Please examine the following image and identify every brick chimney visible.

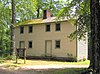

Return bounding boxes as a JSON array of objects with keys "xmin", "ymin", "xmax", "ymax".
[{"xmin": 43, "ymin": 10, "xmax": 51, "ymax": 19}]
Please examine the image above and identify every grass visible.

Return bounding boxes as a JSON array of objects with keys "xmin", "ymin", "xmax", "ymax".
[
  {"xmin": 0, "ymin": 59, "xmax": 89, "ymax": 74},
  {"xmin": 39, "ymin": 68, "xmax": 87, "ymax": 74},
  {"xmin": 0, "ymin": 59, "xmax": 90, "ymax": 69},
  {"xmin": 17, "ymin": 68, "xmax": 87, "ymax": 74},
  {"xmin": 1, "ymin": 59, "xmax": 90, "ymax": 65}
]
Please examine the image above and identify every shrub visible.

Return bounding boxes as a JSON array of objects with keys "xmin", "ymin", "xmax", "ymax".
[
  {"xmin": 0, "ymin": 49, "xmax": 16, "ymax": 60},
  {"xmin": 83, "ymin": 57, "xmax": 86, "ymax": 61}
]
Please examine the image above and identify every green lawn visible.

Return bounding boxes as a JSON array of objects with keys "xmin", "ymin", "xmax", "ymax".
[
  {"xmin": 0, "ymin": 59, "xmax": 90, "ymax": 65},
  {"xmin": 0, "ymin": 59, "xmax": 89, "ymax": 74},
  {"xmin": 0, "ymin": 59, "xmax": 89, "ymax": 69}
]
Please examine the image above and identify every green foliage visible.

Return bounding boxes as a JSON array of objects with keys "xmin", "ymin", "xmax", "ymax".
[
  {"xmin": 16, "ymin": 0, "xmax": 37, "ymax": 21},
  {"xmin": 0, "ymin": 49, "xmax": 13, "ymax": 60},
  {"xmin": 68, "ymin": 14, "xmax": 90, "ymax": 40},
  {"xmin": 0, "ymin": 0, "xmax": 11, "ymax": 52},
  {"xmin": 0, "ymin": 53, "xmax": 16, "ymax": 61},
  {"xmin": 57, "ymin": 0, "xmax": 90, "ymax": 40}
]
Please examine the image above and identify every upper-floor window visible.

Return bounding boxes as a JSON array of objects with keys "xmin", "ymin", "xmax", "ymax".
[
  {"xmin": 29, "ymin": 25, "xmax": 33, "ymax": 33},
  {"xmin": 55, "ymin": 40, "xmax": 60, "ymax": 48},
  {"xmin": 28, "ymin": 41, "xmax": 32, "ymax": 48},
  {"xmin": 56, "ymin": 23, "xmax": 60, "ymax": 31},
  {"xmin": 20, "ymin": 26, "xmax": 24, "ymax": 34},
  {"xmin": 46, "ymin": 24, "xmax": 50, "ymax": 32}
]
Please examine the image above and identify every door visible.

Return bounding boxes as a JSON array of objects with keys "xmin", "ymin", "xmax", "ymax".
[
  {"xmin": 19, "ymin": 41, "xmax": 25, "ymax": 48},
  {"xmin": 45, "ymin": 40, "xmax": 52, "ymax": 57}
]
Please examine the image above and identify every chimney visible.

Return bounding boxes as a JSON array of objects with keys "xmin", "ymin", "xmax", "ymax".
[{"xmin": 43, "ymin": 10, "xmax": 51, "ymax": 19}]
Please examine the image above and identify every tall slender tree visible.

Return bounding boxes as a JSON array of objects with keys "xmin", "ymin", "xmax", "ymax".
[{"xmin": 11, "ymin": 0, "xmax": 16, "ymax": 55}]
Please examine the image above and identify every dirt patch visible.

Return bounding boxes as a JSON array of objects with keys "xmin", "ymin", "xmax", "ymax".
[
  {"xmin": 0, "ymin": 68, "xmax": 57, "ymax": 74},
  {"xmin": 0, "ymin": 68, "xmax": 15, "ymax": 74},
  {"xmin": 0, "ymin": 68, "xmax": 37, "ymax": 74}
]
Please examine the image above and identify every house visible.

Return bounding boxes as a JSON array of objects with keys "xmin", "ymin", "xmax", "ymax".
[{"xmin": 14, "ymin": 10, "xmax": 88, "ymax": 61}]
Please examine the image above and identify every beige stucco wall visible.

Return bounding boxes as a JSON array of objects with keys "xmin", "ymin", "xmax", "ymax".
[{"xmin": 15, "ymin": 21, "xmax": 77, "ymax": 58}]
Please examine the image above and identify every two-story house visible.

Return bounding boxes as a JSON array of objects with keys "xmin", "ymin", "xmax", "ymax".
[{"xmin": 14, "ymin": 10, "xmax": 88, "ymax": 61}]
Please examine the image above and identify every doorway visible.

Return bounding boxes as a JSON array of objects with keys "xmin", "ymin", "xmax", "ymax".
[{"xmin": 45, "ymin": 40, "xmax": 52, "ymax": 57}]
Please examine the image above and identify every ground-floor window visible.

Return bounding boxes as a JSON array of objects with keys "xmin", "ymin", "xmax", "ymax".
[
  {"xmin": 55, "ymin": 40, "xmax": 60, "ymax": 48},
  {"xmin": 28, "ymin": 41, "xmax": 32, "ymax": 48},
  {"xmin": 19, "ymin": 41, "xmax": 25, "ymax": 48}
]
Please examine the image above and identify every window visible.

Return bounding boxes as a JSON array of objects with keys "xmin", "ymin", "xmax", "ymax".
[
  {"xmin": 19, "ymin": 41, "xmax": 25, "ymax": 48},
  {"xmin": 46, "ymin": 24, "xmax": 50, "ymax": 32},
  {"xmin": 20, "ymin": 26, "xmax": 24, "ymax": 34},
  {"xmin": 28, "ymin": 41, "xmax": 32, "ymax": 48},
  {"xmin": 55, "ymin": 40, "xmax": 60, "ymax": 48},
  {"xmin": 29, "ymin": 25, "xmax": 33, "ymax": 33},
  {"xmin": 56, "ymin": 23, "xmax": 60, "ymax": 31}
]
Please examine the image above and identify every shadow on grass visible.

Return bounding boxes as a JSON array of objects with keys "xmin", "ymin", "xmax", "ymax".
[
  {"xmin": 52, "ymin": 68, "xmax": 86, "ymax": 74},
  {"xmin": 22, "ymin": 68, "xmax": 86, "ymax": 74}
]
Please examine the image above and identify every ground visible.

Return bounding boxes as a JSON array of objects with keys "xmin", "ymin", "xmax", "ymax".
[
  {"xmin": 0, "ymin": 59, "xmax": 89, "ymax": 74},
  {"xmin": 0, "ymin": 67, "xmax": 87, "ymax": 74}
]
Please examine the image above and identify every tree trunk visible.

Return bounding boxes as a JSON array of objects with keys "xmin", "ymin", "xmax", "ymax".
[
  {"xmin": 11, "ymin": 0, "xmax": 16, "ymax": 56},
  {"xmin": 90, "ymin": 0, "xmax": 100, "ymax": 73},
  {"xmin": 0, "ymin": 32, "xmax": 3, "ymax": 56},
  {"xmin": 89, "ymin": 0, "xmax": 95, "ymax": 70},
  {"xmin": 37, "ymin": 8, "xmax": 39, "ymax": 18}
]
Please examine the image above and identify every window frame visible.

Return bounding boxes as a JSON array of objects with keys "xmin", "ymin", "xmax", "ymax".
[
  {"xmin": 20, "ymin": 26, "xmax": 24, "ymax": 34},
  {"xmin": 55, "ymin": 22, "xmax": 61, "ymax": 31},
  {"xmin": 28, "ymin": 41, "xmax": 32, "ymax": 48},
  {"xmin": 19, "ymin": 41, "xmax": 25, "ymax": 48},
  {"xmin": 55, "ymin": 40, "xmax": 60, "ymax": 48},
  {"xmin": 28, "ymin": 25, "xmax": 33, "ymax": 33},
  {"xmin": 46, "ymin": 23, "xmax": 50, "ymax": 32}
]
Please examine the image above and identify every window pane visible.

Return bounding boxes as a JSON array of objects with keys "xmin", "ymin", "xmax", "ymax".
[
  {"xmin": 29, "ymin": 41, "xmax": 32, "ymax": 48},
  {"xmin": 20, "ymin": 26, "xmax": 24, "ymax": 34},
  {"xmin": 56, "ymin": 23, "xmax": 60, "ymax": 31},
  {"xmin": 46, "ymin": 24, "xmax": 50, "ymax": 32},
  {"xmin": 29, "ymin": 26, "xmax": 33, "ymax": 33},
  {"xmin": 55, "ymin": 40, "xmax": 60, "ymax": 48}
]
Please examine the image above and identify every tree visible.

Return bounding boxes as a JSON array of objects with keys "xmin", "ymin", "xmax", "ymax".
[
  {"xmin": 57, "ymin": 0, "xmax": 90, "ymax": 40},
  {"xmin": 0, "ymin": 0, "xmax": 11, "ymax": 52},
  {"xmin": 11, "ymin": 0, "xmax": 16, "ymax": 55},
  {"xmin": 90, "ymin": 0, "xmax": 100, "ymax": 73},
  {"xmin": 57, "ymin": 0, "xmax": 100, "ymax": 74}
]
